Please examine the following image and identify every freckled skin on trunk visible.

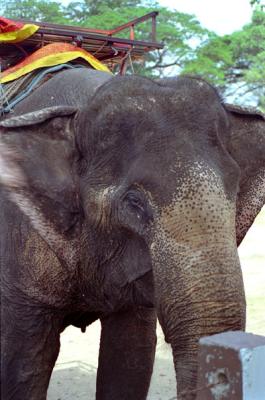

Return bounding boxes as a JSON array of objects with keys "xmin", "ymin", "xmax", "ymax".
[{"xmin": 152, "ymin": 164, "xmax": 246, "ymax": 399}]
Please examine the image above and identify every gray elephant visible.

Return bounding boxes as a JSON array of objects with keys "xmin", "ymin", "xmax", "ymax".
[
  {"xmin": 0, "ymin": 69, "xmax": 157, "ymax": 400},
  {"xmin": 1, "ymin": 70, "xmax": 264, "ymax": 400}
]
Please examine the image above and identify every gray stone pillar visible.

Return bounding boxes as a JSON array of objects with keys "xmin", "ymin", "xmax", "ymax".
[{"xmin": 196, "ymin": 331, "xmax": 265, "ymax": 399}]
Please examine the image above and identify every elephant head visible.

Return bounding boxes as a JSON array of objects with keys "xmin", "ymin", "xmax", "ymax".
[
  {"xmin": 0, "ymin": 75, "xmax": 251, "ymax": 399},
  {"xmin": 70, "ymin": 75, "xmax": 246, "ymax": 398},
  {"xmin": 0, "ymin": 104, "xmax": 154, "ymax": 315}
]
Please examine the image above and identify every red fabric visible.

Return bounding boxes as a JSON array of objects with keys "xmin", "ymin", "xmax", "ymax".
[{"xmin": 0, "ymin": 16, "xmax": 24, "ymax": 33}]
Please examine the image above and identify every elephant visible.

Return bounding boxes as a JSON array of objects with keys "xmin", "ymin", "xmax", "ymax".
[
  {"xmin": 1, "ymin": 69, "xmax": 264, "ymax": 399},
  {"xmin": 0, "ymin": 69, "xmax": 157, "ymax": 400}
]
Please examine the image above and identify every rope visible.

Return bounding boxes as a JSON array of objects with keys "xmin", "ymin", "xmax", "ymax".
[
  {"xmin": 119, "ymin": 48, "xmax": 135, "ymax": 74},
  {"xmin": 128, "ymin": 51, "xmax": 135, "ymax": 74},
  {"xmin": 93, "ymin": 40, "xmax": 108, "ymax": 57},
  {"xmin": 0, "ymin": 62, "xmax": 13, "ymax": 115},
  {"xmin": 2, "ymin": 74, "xmax": 30, "ymax": 102}
]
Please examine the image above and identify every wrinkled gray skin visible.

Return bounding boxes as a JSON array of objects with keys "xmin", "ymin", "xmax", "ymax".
[
  {"xmin": 1, "ymin": 70, "xmax": 264, "ymax": 399},
  {"xmin": 225, "ymin": 103, "xmax": 265, "ymax": 246},
  {"xmin": 155, "ymin": 77, "xmax": 265, "ymax": 397},
  {"xmin": 0, "ymin": 69, "xmax": 156, "ymax": 400},
  {"xmin": 159, "ymin": 77, "xmax": 265, "ymax": 246}
]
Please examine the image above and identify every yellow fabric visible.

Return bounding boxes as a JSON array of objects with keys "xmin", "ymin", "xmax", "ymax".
[
  {"xmin": 0, "ymin": 23, "xmax": 39, "ymax": 43},
  {"xmin": 1, "ymin": 50, "xmax": 111, "ymax": 83}
]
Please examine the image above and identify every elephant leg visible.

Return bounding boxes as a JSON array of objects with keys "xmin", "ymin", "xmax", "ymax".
[
  {"xmin": 1, "ymin": 298, "xmax": 60, "ymax": 400},
  {"xmin": 96, "ymin": 307, "xmax": 157, "ymax": 400}
]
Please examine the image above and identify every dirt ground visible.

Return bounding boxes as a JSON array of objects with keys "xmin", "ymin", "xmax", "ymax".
[{"xmin": 48, "ymin": 208, "xmax": 265, "ymax": 400}]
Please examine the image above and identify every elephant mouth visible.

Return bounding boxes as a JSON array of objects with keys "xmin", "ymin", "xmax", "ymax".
[
  {"xmin": 103, "ymin": 271, "xmax": 155, "ymax": 313},
  {"xmin": 132, "ymin": 272, "xmax": 155, "ymax": 308}
]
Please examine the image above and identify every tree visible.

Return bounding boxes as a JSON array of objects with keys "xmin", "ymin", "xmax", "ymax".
[
  {"xmin": 65, "ymin": 0, "xmax": 142, "ymax": 21},
  {"xmin": 63, "ymin": 0, "xmax": 211, "ymax": 77},
  {"xmin": 81, "ymin": 7, "xmax": 210, "ymax": 77},
  {"xmin": 0, "ymin": 0, "xmax": 69, "ymax": 24},
  {"xmin": 181, "ymin": 10, "xmax": 265, "ymax": 109},
  {"xmin": 1, "ymin": 0, "xmax": 212, "ymax": 78},
  {"xmin": 250, "ymin": 0, "xmax": 264, "ymax": 9}
]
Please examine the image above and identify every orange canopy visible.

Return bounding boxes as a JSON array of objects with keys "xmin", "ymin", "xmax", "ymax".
[{"xmin": 1, "ymin": 42, "xmax": 111, "ymax": 83}]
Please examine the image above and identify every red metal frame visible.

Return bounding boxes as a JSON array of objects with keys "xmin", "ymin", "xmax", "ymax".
[
  {"xmin": 10, "ymin": 12, "xmax": 163, "ymax": 74},
  {"xmin": 23, "ymin": 12, "xmax": 159, "ymax": 42}
]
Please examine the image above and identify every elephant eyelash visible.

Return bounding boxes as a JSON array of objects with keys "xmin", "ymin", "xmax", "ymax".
[
  {"xmin": 129, "ymin": 197, "xmax": 145, "ymax": 212},
  {"xmin": 124, "ymin": 191, "xmax": 145, "ymax": 212},
  {"xmin": 125, "ymin": 192, "xmax": 139, "ymax": 201}
]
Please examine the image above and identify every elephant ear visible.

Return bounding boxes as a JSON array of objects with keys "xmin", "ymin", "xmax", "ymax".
[
  {"xmin": 225, "ymin": 104, "xmax": 265, "ymax": 245},
  {"xmin": 0, "ymin": 106, "xmax": 80, "ymax": 240}
]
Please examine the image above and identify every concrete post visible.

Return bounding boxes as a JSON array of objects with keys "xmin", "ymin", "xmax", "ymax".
[{"xmin": 196, "ymin": 331, "xmax": 265, "ymax": 400}]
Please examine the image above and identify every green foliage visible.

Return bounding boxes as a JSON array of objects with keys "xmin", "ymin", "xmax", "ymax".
[
  {"xmin": 250, "ymin": 0, "xmax": 265, "ymax": 10},
  {"xmin": 72, "ymin": 4, "xmax": 210, "ymax": 77},
  {"xmin": 182, "ymin": 35, "xmax": 232, "ymax": 86},
  {"xmin": 65, "ymin": 0, "xmax": 145, "ymax": 20},
  {"xmin": 1, "ymin": 0, "xmax": 212, "ymax": 78},
  {"xmin": 1, "ymin": 0, "xmax": 69, "ymax": 23},
  {"xmin": 181, "ymin": 10, "xmax": 265, "ymax": 109}
]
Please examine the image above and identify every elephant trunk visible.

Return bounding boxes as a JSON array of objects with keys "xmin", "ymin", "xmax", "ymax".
[
  {"xmin": 154, "ymin": 239, "xmax": 245, "ymax": 398},
  {"xmin": 173, "ymin": 255, "xmax": 244, "ymax": 396},
  {"xmin": 151, "ymin": 166, "xmax": 246, "ymax": 399}
]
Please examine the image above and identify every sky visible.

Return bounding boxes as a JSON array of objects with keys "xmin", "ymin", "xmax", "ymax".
[{"xmin": 158, "ymin": 0, "xmax": 253, "ymax": 35}]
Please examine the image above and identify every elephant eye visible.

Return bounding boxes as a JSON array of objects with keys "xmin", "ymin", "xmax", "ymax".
[
  {"xmin": 119, "ymin": 188, "xmax": 154, "ymax": 233},
  {"xmin": 125, "ymin": 191, "xmax": 145, "ymax": 212}
]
